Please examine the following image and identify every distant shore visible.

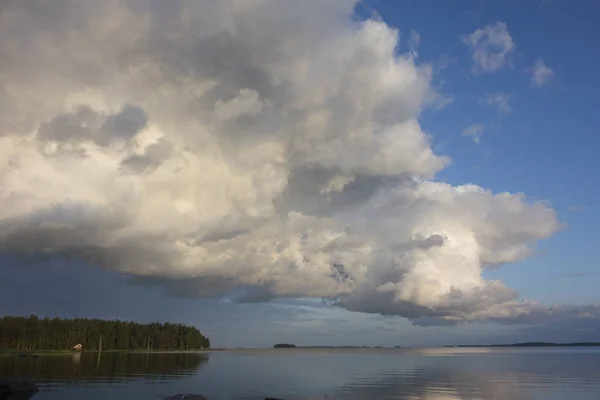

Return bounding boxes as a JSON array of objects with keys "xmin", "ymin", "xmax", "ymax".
[
  {"xmin": 273, "ymin": 343, "xmax": 401, "ymax": 349},
  {"xmin": 4, "ymin": 342, "xmax": 600, "ymax": 356},
  {"xmin": 266, "ymin": 342, "xmax": 600, "ymax": 349},
  {"xmin": 444, "ymin": 342, "xmax": 600, "ymax": 348}
]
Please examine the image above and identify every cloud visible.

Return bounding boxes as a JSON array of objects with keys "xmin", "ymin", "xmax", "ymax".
[
  {"xmin": 37, "ymin": 103, "xmax": 149, "ymax": 148},
  {"xmin": 462, "ymin": 124, "xmax": 484, "ymax": 144},
  {"xmin": 563, "ymin": 273, "xmax": 585, "ymax": 278},
  {"xmin": 462, "ymin": 22, "xmax": 515, "ymax": 74},
  {"xmin": 0, "ymin": 0, "xmax": 586, "ymax": 327},
  {"xmin": 458, "ymin": 300, "xmax": 600, "ymax": 325},
  {"xmin": 562, "ymin": 271, "xmax": 598, "ymax": 278},
  {"xmin": 432, "ymin": 94, "xmax": 455, "ymax": 111},
  {"xmin": 408, "ymin": 29, "xmax": 420, "ymax": 53},
  {"xmin": 434, "ymin": 54, "xmax": 457, "ymax": 73},
  {"xmin": 531, "ymin": 57, "xmax": 555, "ymax": 86},
  {"xmin": 480, "ymin": 93, "xmax": 512, "ymax": 114}
]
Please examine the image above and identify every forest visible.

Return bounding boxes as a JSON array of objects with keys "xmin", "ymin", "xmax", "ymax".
[{"xmin": 0, "ymin": 315, "xmax": 210, "ymax": 351}]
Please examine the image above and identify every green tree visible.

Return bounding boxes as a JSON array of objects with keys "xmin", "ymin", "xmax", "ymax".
[{"xmin": 0, "ymin": 316, "xmax": 210, "ymax": 351}]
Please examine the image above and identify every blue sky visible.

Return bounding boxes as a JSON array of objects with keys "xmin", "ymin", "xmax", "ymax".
[
  {"xmin": 1, "ymin": 0, "xmax": 599, "ymax": 348},
  {"xmin": 374, "ymin": 0, "xmax": 600, "ymax": 306}
]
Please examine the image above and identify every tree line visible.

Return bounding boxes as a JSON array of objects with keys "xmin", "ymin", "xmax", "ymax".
[{"xmin": 0, "ymin": 315, "xmax": 210, "ymax": 351}]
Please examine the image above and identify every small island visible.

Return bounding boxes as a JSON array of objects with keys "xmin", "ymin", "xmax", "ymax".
[
  {"xmin": 0, "ymin": 315, "xmax": 210, "ymax": 352},
  {"xmin": 273, "ymin": 343, "xmax": 297, "ymax": 348}
]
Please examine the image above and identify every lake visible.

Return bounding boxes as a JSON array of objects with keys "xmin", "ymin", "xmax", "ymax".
[{"xmin": 1, "ymin": 347, "xmax": 600, "ymax": 399}]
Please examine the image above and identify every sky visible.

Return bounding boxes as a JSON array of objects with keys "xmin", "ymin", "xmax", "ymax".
[{"xmin": 0, "ymin": 0, "xmax": 599, "ymax": 348}]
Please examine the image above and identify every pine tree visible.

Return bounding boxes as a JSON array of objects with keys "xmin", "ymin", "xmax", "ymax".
[{"xmin": 0, "ymin": 316, "xmax": 210, "ymax": 351}]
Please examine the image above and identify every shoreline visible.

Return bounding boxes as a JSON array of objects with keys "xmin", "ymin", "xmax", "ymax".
[
  {"xmin": 3, "ymin": 343, "xmax": 600, "ymax": 356},
  {"xmin": 0, "ymin": 349, "xmax": 213, "ymax": 356}
]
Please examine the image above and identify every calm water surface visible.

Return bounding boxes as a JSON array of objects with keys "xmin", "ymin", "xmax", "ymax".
[{"xmin": 1, "ymin": 347, "xmax": 600, "ymax": 399}]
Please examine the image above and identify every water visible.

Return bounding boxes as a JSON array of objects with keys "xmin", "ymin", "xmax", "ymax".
[{"xmin": 2, "ymin": 347, "xmax": 600, "ymax": 399}]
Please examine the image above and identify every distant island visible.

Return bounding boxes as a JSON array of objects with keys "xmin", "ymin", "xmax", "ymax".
[
  {"xmin": 273, "ymin": 344, "xmax": 402, "ymax": 349},
  {"xmin": 0, "ymin": 315, "xmax": 210, "ymax": 351},
  {"xmin": 273, "ymin": 343, "xmax": 296, "ymax": 348}
]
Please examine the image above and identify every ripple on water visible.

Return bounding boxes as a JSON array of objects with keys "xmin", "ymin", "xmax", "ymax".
[{"xmin": 2, "ymin": 349, "xmax": 600, "ymax": 399}]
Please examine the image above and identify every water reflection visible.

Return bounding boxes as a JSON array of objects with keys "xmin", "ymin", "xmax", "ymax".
[
  {"xmin": 331, "ymin": 366, "xmax": 531, "ymax": 400},
  {"xmin": 1, "ymin": 348, "xmax": 600, "ymax": 399},
  {"xmin": 210, "ymin": 348, "xmax": 600, "ymax": 400},
  {"xmin": 0, "ymin": 352, "xmax": 208, "ymax": 384},
  {"xmin": 70, "ymin": 353, "xmax": 81, "ymax": 365},
  {"xmin": 319, "ymin": 349, "xmax": 599, "ymax": 400}
]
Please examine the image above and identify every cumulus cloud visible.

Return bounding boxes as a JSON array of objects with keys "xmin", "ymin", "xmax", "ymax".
[
  {"xmin": 462, "ymin": 124, "xmax": 484, "ymax": 144},
  {"xmin": 531, "ymin": 57, "xmax": 555, "ymax": 86},
  {"xmin": 462, "ymin": 22, "xmax": 515, "ymax": 74},
  {"xmin": 480, "ymin": 93, "xmax": 512, "ymax": 114},
  {"xmin": 0, "ymin": 0, "xmax": 591, "ymax": 326}
]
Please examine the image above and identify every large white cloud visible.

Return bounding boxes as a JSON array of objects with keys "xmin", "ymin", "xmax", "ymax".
[{"xmin": 0, "ymin": 0, "xmax": 588, "ymax": 325}]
